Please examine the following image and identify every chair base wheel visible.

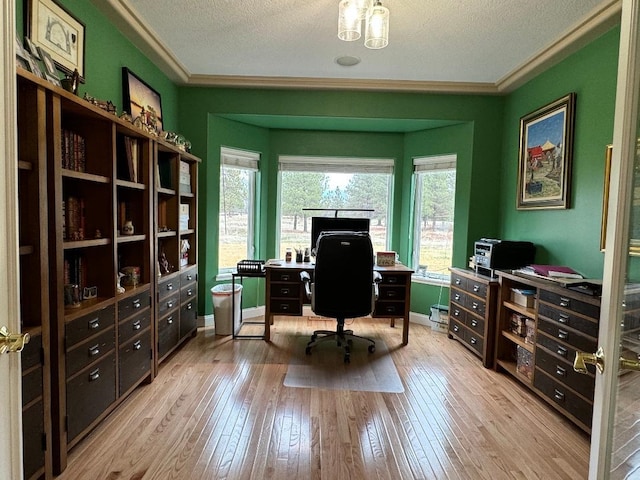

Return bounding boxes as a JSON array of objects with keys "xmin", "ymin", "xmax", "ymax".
[{"xmin": 368, "ymin": 344, "xmax": 375, "ymax": 354}]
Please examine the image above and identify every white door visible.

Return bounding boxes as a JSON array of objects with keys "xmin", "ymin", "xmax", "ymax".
[
  {"xmin": 0, "ymin": 0, "xmax": 26, "ymax": 479},
  {"xmin": 589, "ymin": 0, "xmax": 640, "ymax": 477}
]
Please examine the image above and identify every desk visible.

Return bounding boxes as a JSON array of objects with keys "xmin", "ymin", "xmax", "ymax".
[{"xmin": 264, "ymin": 260, "xmax": 413, "ymax": 344}]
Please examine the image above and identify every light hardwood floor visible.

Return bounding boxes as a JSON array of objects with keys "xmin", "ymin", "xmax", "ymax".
[{"xmin": 57, "ymin": 317, "xmax": 590, "ymax": 479}]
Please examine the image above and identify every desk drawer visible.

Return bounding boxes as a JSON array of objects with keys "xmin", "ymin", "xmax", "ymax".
[
  {"xmin": 270, "ymin": 299, "xmax": 302, "ymax": 315},
  {"xmin": 270, "ymin": 270, "xmax": 302, "ymax": 282},
  {"xmin": 373, "ymin": 301, "xmax": 405, "ymax": 317},
  {"xmin": 379, "ymin": 273, "xmax": 406, "ymax": 285},
  {"xmin": 379, "ymin": 286, "xmax": 405, "ymax": 301},
  {"xmin": 535, "ymin": 346, "xmax": 595, "ymax": 399},
  {"xmin": 538, "ymin": 302, "xmax": 598, "ymax": 338},
  {"xmin": 537, "ymin": 317, "xmax": 597, "ymax": 353},
  {"xmin": 538, "ymin": 289, "xmax": 600, "ymax": 319},
  {"xmin": 271, "ymin": 283, "xmax": 300, "ymax": 299}
]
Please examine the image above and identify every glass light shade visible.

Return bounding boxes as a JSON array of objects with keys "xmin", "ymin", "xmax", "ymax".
[
  {"xmin": 338, "ymin": 0, "xmax": 361, "ymax": 41},
  {"xmin": 364, "ymin": 1, "xmax": 389, "ymax": 49},
  {"xmin": 354, "ymin": 0, "xmax": 373, "ymax": 20}
]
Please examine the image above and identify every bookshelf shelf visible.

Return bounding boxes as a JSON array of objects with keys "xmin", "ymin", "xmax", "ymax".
[{"xmin": 62, "ymin": 169, "xmax": 110, "ymax": 184}]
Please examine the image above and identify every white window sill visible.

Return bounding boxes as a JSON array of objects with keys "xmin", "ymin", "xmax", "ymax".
[
  {"xmin": 216, "ymin": 272, "xmax": 233, "ymax": 281},
  {"xmin": 411, "ymin": 274, "xmax": 450, "ymax": 287}
]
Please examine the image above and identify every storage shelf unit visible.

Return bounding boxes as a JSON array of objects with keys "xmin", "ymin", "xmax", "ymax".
[
  {"xmin": 495, "ymin": 270, "xmax": 600, "ymax": 433},
  {"xmin": 16, "ymin": 69, "xmax": 200, "ymax": 477}
]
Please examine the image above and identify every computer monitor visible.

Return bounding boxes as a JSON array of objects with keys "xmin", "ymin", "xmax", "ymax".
[{"xmin": 310, "ymin": 216, "xmax": 370, "ymax": 255}]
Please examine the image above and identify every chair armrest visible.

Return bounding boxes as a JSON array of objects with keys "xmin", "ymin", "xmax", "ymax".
[
  {"xmin": 373, "ymin": 271, "xmax": 382, "ymax": 300},
  {"xmin": 300, "ymin": 271, "xmax": 312, "ymax": 300}
]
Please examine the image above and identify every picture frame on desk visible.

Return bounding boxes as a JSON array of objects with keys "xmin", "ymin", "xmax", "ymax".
[
  {"xmin": 516, "ymin": 93, "xmax": 576, "ymax": 210},
  {"xmin": 601, "ymin": 143, "xmax": 640, "ymax": 256},
  {"xmin": 26, "ymin": 0, "xmax": 86, "ymax": 80}
]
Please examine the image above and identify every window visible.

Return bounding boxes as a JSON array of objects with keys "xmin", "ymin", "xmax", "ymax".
[
  {"xmin": 412, "ymin": 155, "xmax": 457, "ymax": 282},
  {"xmin": 218, "ymin": 147, "xmax": 259, "ymax": 273},
  {"xmin": 277, "ymin": 156, "xmax": 394, "ymax": 257}
]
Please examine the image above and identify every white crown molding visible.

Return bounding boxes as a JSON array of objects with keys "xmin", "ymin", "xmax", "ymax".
[
  {"xmin": 94, "ymin": 0, "xmax": 622, "ymax": 95},
  {"xmin": 497, "ymin": 0, "xmax": 622, "ymax": 92}
]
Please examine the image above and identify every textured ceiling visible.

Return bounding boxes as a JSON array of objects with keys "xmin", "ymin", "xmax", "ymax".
[{"xmin": 113, "ymin": 0, "xmax": 615, "ymax": 87}]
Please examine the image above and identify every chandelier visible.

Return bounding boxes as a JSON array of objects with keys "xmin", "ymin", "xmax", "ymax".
[{"xmin": 338, "ymin": 0, "xmax": 389, "ymax": 49}]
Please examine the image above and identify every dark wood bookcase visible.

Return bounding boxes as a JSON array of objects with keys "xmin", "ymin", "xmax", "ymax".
[{"xmin": 15, "ymin": 69, "xmax": 200, "ymax": 477}]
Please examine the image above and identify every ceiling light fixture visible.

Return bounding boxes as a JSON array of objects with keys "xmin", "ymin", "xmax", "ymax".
[{"xmin": 338, "ymin": 0, "xmax": 389, "ymax": 49}]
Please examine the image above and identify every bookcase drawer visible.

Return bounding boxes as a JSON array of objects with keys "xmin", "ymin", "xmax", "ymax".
[
  {"xmin": 180, "ymin": 298, "xmax": 198, "ymax": 338},
  {"xmin": 119, "ymin": 308, "xmax": 151, "ymax": 344},
  {"xmin": 22, "ymin": 366, "xmax": 43, "ymax": 407},
  {"xmin": 117, "ymin": 290, "xmax": 150, "ymax": 322},
  {"xmin": 158, "ymin": 276, "xmax": 179, "ymax": 300},
  {"xmin": 180, "ymin": 266, "xmax": 197, "ymax": 286},
  {"xmin": 158, "ymin": 314, "xmax": 179, "ymax": 358},
  {"xmin": 538, "ymin": 289, "xmax": 600, "ymax": 320},
  {"xmin": 181, "ymin": 284, "xmax": 197, "ymax": 303},
  {"xmin": 66, "ymin": 352, "xmax": 116, "ymax": 442},
  {"xmin": 534, "ymin": 368, "xmax": 593, "ymax": 428},
  {"xmin": 158, "ymin": 291, "xmax": 180, "ymax": 316},
  {"xmin": 537, "ymin": 317, "xmax": 597, "ymax": 353},
  {"xmin": 538, "ymin": 302, "xmax": 598, "ymax": 338},
  {"xmin": 119, "ymin": 334, "xmax": 151, "ymax": 395},
  {"xmin": 66, "ymin": 328, "xmax": 114, "ymax": 378},
  {"xmin": 66, "ymin": 304, "xmax": 115, "ymax": 347},
  {"xmin": 535, "ymin": 346, "xmax": 595, "ymax": 399}
]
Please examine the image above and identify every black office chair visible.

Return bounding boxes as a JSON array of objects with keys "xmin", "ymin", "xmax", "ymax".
[{"xmin": 300, "ymin": 231, "xmax": 380, "ymax": 363}]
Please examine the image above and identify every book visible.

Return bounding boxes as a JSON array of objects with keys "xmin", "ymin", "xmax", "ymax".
[{"xmin": 526, "ymin": 265, "xmax": 583, "ymax": 279}]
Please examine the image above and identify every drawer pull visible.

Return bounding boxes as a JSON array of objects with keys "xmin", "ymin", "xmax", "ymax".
[
  {"xmin": 553, "ymin": 389, "xmax": 565, "ymax": 402},
  {"xmin": 89, "ymin": 369, "xmax": 100, "ymax": 382},
  {"xmin": 558, "ymin": 329, "xmax": 569, "ymax": 341},
  {"xmin": 167, "ymin": 301, "xmax": 174, "ymax": 309},
  {"xmin": 133, "ymin": 340, "xmax": 142, "ymax": 351},
  {"xmin": 281, "ymin": 274, "xmax": 290, "ymax": 281},
  {"xmin": 186, "ymin": 289, "xmax": 193, "ymax": 297},
  {"xmin": 186, "ymin": 303, "xmax": 193, "ymax": 310},
  {"xmin": 385, "ymin": 306, "xmax": 396, "ymax": 314},
  {"xmin": 559, "ymin": 297, "xmax": 570, "ymax": 308},
  {"xmin": 388, "ymin": 277, "xmax": 398, "ymax": 284},
  {"xmin": 387, "ymin": 291, "xmax": 397, "ymax": 298},
  {"xmin": 132, "ymin": 298, "xmax": 141, "ymax": 309},
  {"xmin": 167, "ymin": 316, "xmax": 174, "ymax": 325},
  {"xmin": 88, "ymin": 344, "xmax": 100, "ymax": 357},
  {"xmin": 558, "ymin": 313, "xmax": 569, "ymax": 324},
  {"xmin": 469, "ymin": 337, "xmax": 477, "ymax": 345},
  {"xmin": 88, "ymin": 318, "xmax": 100, "ymax": 330},
  {"xmin": 166, "ymin": 283, "xmax": 174, "ymax": 291},
  {"xmin": 471, "ymin": 302, "xmax": 479, "ymax": 310},
  {"xmin": 281, "ymin": 288, "xmax": 290, "ymax": 295},
  {"xmin": 133, "ymin": 320, "xmax": 142, "ymax": 331},
  {"xmin": 453, "ymin": 309, "xmax": 461, "ymax": 317},
  {"xmin": 557, "ymin": 346, "xmax": 568, "ymax": 358},
  {"xmin": 454, "ymin": 278, "xmax": 462, "ymax": 285},
  {"xmin": 470, "ymin": 319, "xmax": 478, "ymax": 328},
  {"xmin": 186, "ymin": 274, "xmax": 193, "ymax": 281},
  {"xmin": 472, "ymin": 284, "xmax": 480, "ymax": 292},
  {"xmin": 555, "ymin": 366, "xmax": 566, "ymax": 377},
  {"xmin": 453, "ymin": 324, "xmax": 459, "ymax": 333},
  {"xmin": 454, "ymin": 293, "xmax": 461, "ymax": 301}
]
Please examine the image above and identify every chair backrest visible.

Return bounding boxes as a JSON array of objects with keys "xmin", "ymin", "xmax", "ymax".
[{"xmin": 312, "ymin": 231, "xmax": 374, "ymax": 319}]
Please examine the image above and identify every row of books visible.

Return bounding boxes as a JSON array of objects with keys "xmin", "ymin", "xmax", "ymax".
[
  {"xmin": 64, "ymin": 253, "xmax": 86, "ymax": 292},
  {"xmin": 63, "ymin": 196, "xmax": 85, "ymax": 241},
  {"xmin": 61, "ymin": 129, "xmax": 86, "ymax": 172},
  {"xmin": 179, "ymin": 161, "xmax": 191, "ymax": 193}
]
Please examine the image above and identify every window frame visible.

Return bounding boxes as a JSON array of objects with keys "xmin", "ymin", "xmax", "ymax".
[
  {"xmin": 217, "ymin": 147, "xmax": 260, "ymax": 276},
  {"xmin": 411, "ymin": 154, "xmax": 457, "ymax": 286}
]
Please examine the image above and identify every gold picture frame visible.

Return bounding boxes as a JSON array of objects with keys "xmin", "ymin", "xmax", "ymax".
[{"xmin": 601, "ymin": 144, "xmax": 640, "ymax": 255}]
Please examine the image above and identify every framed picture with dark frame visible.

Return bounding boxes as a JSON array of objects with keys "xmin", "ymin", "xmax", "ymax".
[
  {"xmin": 26, "ymin": 0, "xmax": 85, "ymax": 81},
  {"xmin": 122, "ymin": 67, "xmax": 164, "ymax": 134},
  {"xmin": 516, "ymin": 93, "xmax": 576, "ymax": 210}
]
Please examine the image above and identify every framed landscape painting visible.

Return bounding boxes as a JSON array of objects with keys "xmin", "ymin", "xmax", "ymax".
[{"xmin": 516, "ymin": 93, "xmax": 576, "ymax": 210}]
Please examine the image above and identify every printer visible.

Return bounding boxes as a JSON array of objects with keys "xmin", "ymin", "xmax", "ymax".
[{"xmin": 474, "ymin": 238, "xmax": 536, "ymax": 277}]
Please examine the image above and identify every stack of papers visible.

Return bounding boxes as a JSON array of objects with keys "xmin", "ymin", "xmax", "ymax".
[{"xmin": 519, "ymin": 265, "xmax": 584, "ymax": 279}]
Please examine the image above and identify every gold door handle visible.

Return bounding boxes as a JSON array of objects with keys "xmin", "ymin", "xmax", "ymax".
[
  {"xmin": 619, "ymin": 356, "xmax": 640, "ymax": 371},
  {"xmin": 574, "ymin": 347, "xmax": 605, "ymax": 374},
  {"xmin": 0, "ymin": 326, "xmax": 30, "ymax": 354}
]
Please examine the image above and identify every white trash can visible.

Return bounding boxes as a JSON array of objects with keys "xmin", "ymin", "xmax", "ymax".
[{"xmin": 211, "ymin": 283, "xmax": 242, "ymax": 335}]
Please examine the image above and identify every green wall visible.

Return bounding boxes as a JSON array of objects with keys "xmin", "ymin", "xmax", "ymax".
[{"xmin": 499, "ymin": 27, "xmax": 620, "ymax": 279}]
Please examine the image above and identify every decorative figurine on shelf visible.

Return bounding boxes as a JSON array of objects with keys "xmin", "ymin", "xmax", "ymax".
[
  {"xmin": 61, "ymin": 68, "xmax": 80, "ymax": 95},
  {"xmin": 121, "ymin": 220, "xmax": 134, "ymax": 236},
  {"xmin": 159, "ymin": 251, "xmax": 173, "ymax": 274},
  {"xmin": 116, "ymin": 273, "xmax": 125, "ymax": 294}
]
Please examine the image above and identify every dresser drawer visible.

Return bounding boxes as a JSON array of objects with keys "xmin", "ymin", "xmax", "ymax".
[
  {"xmin": 466, "ymin": 314, "xmax": 485, "ymax": 336},
  {"xmin": 270, "ymin": 299, "xmax": 302, "ymax": 315},
  {"xmin": 450, "ymin": 273, "xmax": 467, "ymax": 290},
  {"xmin": 22, "ymin": 366, "xmax": 43, "ymax": 406},
  {"xmin": 66, "ymin": 328, "xmax": 114, "ymax": 378},
  {"xmin": 117, "ymin": 291, "xmax": 150, "ymax": 322},
  {"xmin": 538, "ymin": 302, "xmax": 598, "ymax": 338},
  {"xmin": 466, "ymin": 331, "xmax": 484, "ymax": 356},
  {"xmin": 538, "ymin": 289, "xmax": 600, "ymax": 319},
  {"xmin": 451, "ymin": 289, "xmax": 466, "ymax": 306},
  {"xmin": 466, "ymin": 280, "xmax": 488, "ymax": 298},
  {"xmin": 66, "ymin": 352, "xmax": 116, "ymax": 442},
  {"xmin": 158, "ymin": 313, "xmax": 180, "ymax": 358},
  {"xmin": 537, "ymin": 317, "xmax": 597, "ymax": 352},
  {"xmin": 465, "ymin": 296, "xmax": 486, "ymax": 317},
  {"xmin": 449, "ymin": 318, "xmax": 466, "ymax": 338},
  {"xmin": 66, "ymin": 304, "xmax": 115, "ymax": 347},
  {"xmin": 449, "ymin": 303, "xmax": 466, "ymax": 324},
  {"xmin": 158, "ymin": 276, "xmax": 179, "ymax": 300},
  {"xmin": 534, "ymin": 368, "xmax": 593, "ymax": 428},
  {"xmin": 537, "ymin": 330, "xmax": 593, "ymax": 371},
  {"xmin": 119, "ymin": 308, "xmax": 151, "ymax": 344},
  {"xmin": 180, "ymin": 266, "xmax": 197, "ymax": 286},
  {"xmin": 535, "ymin": 346, "xmax": 595, "ymax": 399},
  {"xmin": 181, "ymin": 283, "xmax": 197, "ymax": 303},
  {"xmin": 180, "ymin": 297, "xmax": 198, "ymax": 338},
  {"xmin": 119, "ymin": 334, "xmax": 151, "ymax": 395},
  {"xmin": 158, "ymin": 291, "xmax": 180, "ymax": 317}
]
